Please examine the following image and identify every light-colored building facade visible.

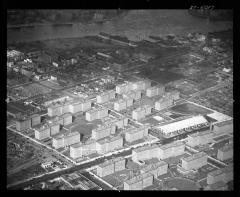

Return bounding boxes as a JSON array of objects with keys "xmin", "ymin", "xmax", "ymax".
[
  {"xmin": 34, "ymin": 125, "xmax": 51, "ymax": 140},
  {"xmin": 187, "ymin": 130, "xmax": 214, "ymax": 147},
  {"xmin": 181, "ymin": 152, "xmax": 208, "ymax": 170},
  {"xmin": 217, "ymin": 144, "xmax": 233, "ymax": 161},
  {"xmin": 132, "ymin": 144, "xmax": 160, "ymax": 162},
  {"xmin": 159, "ymin": 141, "xmax": 185, "ymax": 159}
]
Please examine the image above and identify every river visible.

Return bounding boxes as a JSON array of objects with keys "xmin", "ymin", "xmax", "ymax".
[{"xmin": 7, "ymin": 10, "xmax": 232, "ymax": 44}]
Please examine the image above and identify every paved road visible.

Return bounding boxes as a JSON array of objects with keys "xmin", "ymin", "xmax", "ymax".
[
  {"xmin": 7, "ymin": 149, "xmax": 132, "ymax": 190},
  {"xmin": 8, "ymin": 125, "xmax": 211, "ymax": 190}
]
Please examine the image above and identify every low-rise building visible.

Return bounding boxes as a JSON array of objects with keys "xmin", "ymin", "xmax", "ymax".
[{"xmin": 181, "ymin": 152, "xmax": 208, "ymax": 170}]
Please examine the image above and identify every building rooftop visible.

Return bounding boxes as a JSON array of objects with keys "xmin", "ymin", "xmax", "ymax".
[
  {"xmin": 189, "ymin": 130, "xmax": 213, "ymax": 138},
  {"xmin": 182, "ymin": 152, "xmax": 207, "ymax": 162},
  {"xmin": 207, "ymin": 181, "xmax": 227, "ymax": 190},
  {"xmin": 133, "ymin": 144, "xmax": 159, "ymax": 153},
  {"xmin": 142, "ymin": 160, "xmax": 168, "ymax": 172},
  {"xmin": 159, "ymin": 141, "xmax": 184, "ymax": 150},
  {"xmin": 98, "ymin": 159, "xmax": 115, "ymax": 168},
  {"xmin": 214, "ymin": 119, "xmax": 233, "ymax": 127},
  {"xmin": 70, "ymin": 142, "xmax": 83, "ymax": 149}
]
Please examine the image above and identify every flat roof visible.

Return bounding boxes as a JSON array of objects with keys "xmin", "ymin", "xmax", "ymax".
[
  {"xmin": 208, "ymin": 181, "xmax": 227, "ymax": 190},
  {"xmin": 125, "ymin": 172, "xmax": 151, "ymax": 185},
  {"xmin": 182, "ymin": 152, "xmax": 207, "ymax": 162},
  {"xmin": 189, "ymin": 130, "xmax": 213, "ymax": 138},
  {"xmin": 214, "ymin": 119, "xmax": 233, "ymax": 127},
  {"xmin": 157, "ymin": 116, "xmax": 207, "ymax": 134},
  {"xmin": 142, "ymin": 160, "xmax": 168, "ymax": 171},
  {"xmin": 70, "ymin": 142, "xmax": 83, "ymax": 149},
  {"xmin": 159, "ymin": 141, "xmax": 184, "ymax": 150},
  {"xmin": 133, "ymin": 144, "xmax": 159, "ymax": 153}
]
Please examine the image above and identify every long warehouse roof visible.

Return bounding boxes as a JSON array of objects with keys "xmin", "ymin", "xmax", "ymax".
[{"xmin": 157, "ymin": 115, "xmax": 208, "ymax": 134}]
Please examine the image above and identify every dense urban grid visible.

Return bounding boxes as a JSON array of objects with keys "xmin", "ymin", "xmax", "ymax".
[{"xmin": 7, "ymin": 10, "xmax": 233, "ymax": 190}]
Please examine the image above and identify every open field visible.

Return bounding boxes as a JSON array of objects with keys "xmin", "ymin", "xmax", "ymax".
[
  {"xmin": 169, "ymin": 102, "xmax": 213, "ymax": 116},
  {"xmin": 7, "ymin": 164, "xmax": 46, "ymax": 185}
]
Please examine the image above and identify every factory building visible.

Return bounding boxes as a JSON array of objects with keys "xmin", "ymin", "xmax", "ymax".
[
  {"xmin": 207, "ymin": 164, "xmax": 233, "ymax": 185},
  {"xmin": 16, "ymin": 118, "xmax": 31, "ymax": 131},
  {"xmin": 159, "ymin": 141, "xmax": 185, "ymax": 160},
  {"xmin": 92, "ymin": 125, "xmax": 111, "ymax": 140},
  {"xmin": 132, "ymin": 105, "xmax": 152, "ymax": 120},
  {"xmin": 124, "ymin": 172, "xmax": 153, "ymax": 190},
  {"xmin": 70, "ymin": 139, "xmax": 96, "ymax": 159},
  {"xmin": 31, "ymin": 114, "xmax": 41, "ymax": 127},
  {"xmin": 146, "ymin": 86, "xmax": 165, "ymax": 97},
  {"xmin": 132, "ymin": 144, "xmax": 160, "ymax": 162},
  {"xmin": 61, "ymin": 113, "xmax": 73, "ymax": 126},
  {"xmin": 97, "ymin": 157, "xmax": 126, "ymax": 177},
  {"xmin": 34, "ymin": 125, "xmax": 51, "ymax": 140},
  {"xmin": 141, "ymin": 160, "xmax": 168, "ymax": 178},
  {"xmin": 186, "ymin": 130, "xmax": 214, "ymax": 147},
  {"xmin": 157, "ymin": 116, "xmax": 208, "ymax": 137},
  {"xmin": 155, "ymin": 97, "xmax": 173, "ymax": 111},
  {"xmin": 211, "ymin": 119, "xmax": 233, "ymax": 134},
  {"xmin": 125, "ymin": 126, "xmax": 149, "ymax": 143},
  {"xmin": 114, "ymin": 99, "xmax": 127, "ymax": 111},
  {"xmin": 217, "ymin": 144, "xmax": 233, "ymax": 161},
  {"xmin": 52, "ymin": 132, "xmax": 80, "ymax": 149},
  {"xmin": 48, "ymin": 122, "xmax": 60, "ymax": 136},
  {"xmin": 86, "ymin": 108, "xmax": 108, "ymax": 121},
  {"xmin": 181, "ymin": 152, "xmax": 208, "ymax": 170}
]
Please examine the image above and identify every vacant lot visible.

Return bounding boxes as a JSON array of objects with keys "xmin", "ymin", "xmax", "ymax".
[{"xmin": 170, "ymin": 102, "xmax": 213, "ymax": 116}]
